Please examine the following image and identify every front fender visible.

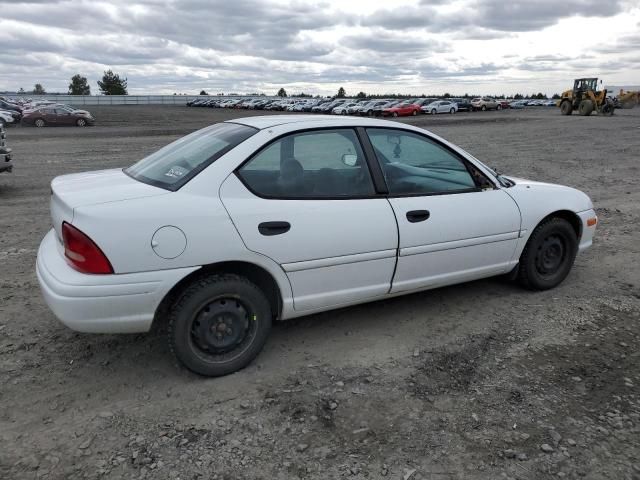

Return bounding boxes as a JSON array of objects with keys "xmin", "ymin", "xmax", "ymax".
[{"xmin": 503, "ymin": 177, "xmax": 595, "ymax": 256}]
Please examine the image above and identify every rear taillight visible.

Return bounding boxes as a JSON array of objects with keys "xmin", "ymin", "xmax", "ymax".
[{"xmin": 61, "ymin": 222, "xmax": 113, "ymax": 274}]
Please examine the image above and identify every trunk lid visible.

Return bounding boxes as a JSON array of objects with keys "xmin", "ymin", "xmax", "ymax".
[{"xmin": 50, "ymin": 168, "xmax": 167, "ymax": 240}]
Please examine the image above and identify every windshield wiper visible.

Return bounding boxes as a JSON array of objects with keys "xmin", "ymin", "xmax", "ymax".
[{"xmin": 492, "ymin": 166, "xmax": 514, "ymax": 188}]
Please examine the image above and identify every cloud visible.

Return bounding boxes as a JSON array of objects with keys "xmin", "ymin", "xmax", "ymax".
[{"xmin": 0, "ymin": 0, "xmax": 637, "ymax": 95}]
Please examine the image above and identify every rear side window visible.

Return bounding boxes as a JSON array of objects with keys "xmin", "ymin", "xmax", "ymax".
[
  {"xmin": 125, "ymin": 123, "xmax": 256, "ymax": 191},
  {"xmin": 238, "ymin": 129, "xmax": 375, "ymax": 198}
]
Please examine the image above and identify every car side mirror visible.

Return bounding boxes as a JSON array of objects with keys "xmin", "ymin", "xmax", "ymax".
[{"xmin": 341, "ymin": 154, "xmax": 358, "ymax": 167}]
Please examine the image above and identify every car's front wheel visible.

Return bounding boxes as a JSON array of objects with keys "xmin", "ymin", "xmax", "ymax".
[
  {"xmin": 168, "ymin": 273, "xmax": 272, "ymax": 376},
  {"xmin": 518, "ymin": 217, "xmax": 578, "ymax": 290},
  {"xmin": 450, "ymin": 108, "xmax": 455, "ymax": 114},
  {"xmin": 76, "ymin": 118, "xmax": 87, "ymax": 127},
  {"xmin": 431, "ymin": 109, "xmax": 437, "ymax": 115}
]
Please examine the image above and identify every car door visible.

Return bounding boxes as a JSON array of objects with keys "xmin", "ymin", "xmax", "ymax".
[
  {"xmin": 55, "ymin": 108, "xmax": 73, "ymax": 125},
  {"xmin": 41, "ymin": 107, "xmax": 57, "ymax": 124},
  {"xmin": 220, "ymin": 128, "xmax": 398, "ymax": 311},
  {"xmin": 438, "ymin": 101, "xmax": 449, "ymax": 113},
  {"xmin": 365, "ymin": 127, "xmax": 521, "ymax": 293}
]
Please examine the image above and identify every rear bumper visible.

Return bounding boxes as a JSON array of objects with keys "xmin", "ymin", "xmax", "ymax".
[{"xmin": 36, "ymin": 229, "xmax": 198, "ymax": 333}]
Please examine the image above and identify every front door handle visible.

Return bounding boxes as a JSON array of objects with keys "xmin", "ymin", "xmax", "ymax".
[
  {"xmin": 406, "ymin": 210, "xmax": 430, "ymax": 223},
  {"xmin": 258, "ymin": 221, "xmax": 291, "ymax": 236}
]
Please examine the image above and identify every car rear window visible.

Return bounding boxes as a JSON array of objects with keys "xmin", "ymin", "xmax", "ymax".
[{"xmin": 125, "ymin": 122, "xmax": 257, "ymax": 191}]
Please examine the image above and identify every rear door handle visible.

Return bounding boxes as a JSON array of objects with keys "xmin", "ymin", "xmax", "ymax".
[
  {"xmin": 258, "ymin": 221, "xmax": 291, "ymax": 236},
  {"xmin": 406, "ymin": 210, "xmax": 430, "ymax": 223}
]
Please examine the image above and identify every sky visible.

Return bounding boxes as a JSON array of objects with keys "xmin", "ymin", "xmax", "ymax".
[{"xmin": 0, "ymin": 0, "xmax": 639, "ymax": 96}]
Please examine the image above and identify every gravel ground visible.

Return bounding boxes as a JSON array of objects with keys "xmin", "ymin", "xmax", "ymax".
[{"xmin": 1, "ymin": 106, "xmax": 639, "ymax": 480}]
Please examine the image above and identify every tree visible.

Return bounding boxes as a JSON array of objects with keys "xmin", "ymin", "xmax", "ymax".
[
  {"xmin": 68, "ymin": 74, "xmax": 91, "ymax": 95},
  {"xmin": 33, "ymin": 83, "xmax": 46, "ymax": 95},
  {"xmin": 18, "ymin": 87, "xmax": 25, "ymax": 94},
  {"xmin": 336, "ymin": 87, "xmax": 346, "ymax": 98},
  {"xmin": 199, "ymin": 90, "xmax": 209, "ymax": 95},
  {"xmin": 276, "ymin": 87, "xmax": 287, "ymax": 97},
  {"xmin": 97, "ymin": 70, "xmax": 128, "ymax": 95},
  {"xmin": 356, "ymin": 91, "xmax": 367, "ymax": 99},
  {"xmin": 552, "ymin": 93, "xmax": 561, "ymax": 99},
  {"xmin": 513, "ymin": 93, "xmax": 524, "ymax": 100},
  {"xmin": 443, "ymin": 92, "xmax": 451, "ymax": 98}
]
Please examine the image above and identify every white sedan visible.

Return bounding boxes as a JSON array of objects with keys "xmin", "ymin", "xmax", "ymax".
[
  {"xmin": 0, "ymin": 109, "xmax": 16, "ymax": 126},
  {"xmin": 36, "ymin": 115, "xmax": 597, "ymax": 376},
  {"xmin": 422, "ymin": 100, "xmax": 458, "ymax": 115}
]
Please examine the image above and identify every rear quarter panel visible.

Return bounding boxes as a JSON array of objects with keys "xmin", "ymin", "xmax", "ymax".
[{"xmin": 70, "ymin": 193, "xmax": 293, "ymax": 307}]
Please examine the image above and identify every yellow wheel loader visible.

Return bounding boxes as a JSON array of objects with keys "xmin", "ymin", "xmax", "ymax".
[{"xmin": 558, "ymin": 78, "xmax": 614, "ymax": 116}]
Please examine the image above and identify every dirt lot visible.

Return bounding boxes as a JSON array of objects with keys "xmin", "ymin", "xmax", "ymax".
[{"xmin": 1, "ymin": 106, "xmax": 639, "ymax": 480}]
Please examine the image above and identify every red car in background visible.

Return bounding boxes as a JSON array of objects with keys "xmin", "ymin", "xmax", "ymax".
[{"xmin": 382, "ymin": 102, "xmax": 421, "ymax": 117}]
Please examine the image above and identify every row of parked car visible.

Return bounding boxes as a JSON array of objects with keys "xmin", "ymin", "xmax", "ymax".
[
  {"xmin": 187, "ymin": 96, "xmax": 558, "ymax": 117},
  {"xmin": 0, "ymin": 96, "xmax": 95, "ymax": 127}
]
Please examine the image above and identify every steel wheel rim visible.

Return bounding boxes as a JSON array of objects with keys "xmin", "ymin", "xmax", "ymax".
[
  {"xmin": 535, "ymin": 234, "xmax": 566, "ymax": 276},
  {"xmin": 188, "ymin": 296, "xmax": 257, "ymax": 362}
]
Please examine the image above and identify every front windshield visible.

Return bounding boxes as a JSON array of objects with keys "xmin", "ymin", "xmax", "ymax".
[{"xmin": 125, "ymin": 122, "xmax": 257, "ymax": 191}]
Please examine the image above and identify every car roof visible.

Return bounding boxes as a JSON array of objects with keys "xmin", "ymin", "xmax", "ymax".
[{"xmin": 226, "ymin": 114, "xmax": 411, "ymax": 130}]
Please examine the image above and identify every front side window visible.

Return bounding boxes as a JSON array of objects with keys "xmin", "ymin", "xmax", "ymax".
[
  {"xmin": 125, "ymin": 122, "xmax": 257, "ymax": 191},
  {"xmin": 238, "ymin": 129, "xmax": 375, "ymax": 198},
  {"xmin": 366, "ymin": 128, "xmax": 477, "ymax": 195}
]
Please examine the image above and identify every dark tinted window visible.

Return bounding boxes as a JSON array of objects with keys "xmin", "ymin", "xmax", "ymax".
[
  {"xmin": 367, "ymin": 128, "xmax": 476, "ymax": 195},
  {"xmin": 238, "ymin": 129, "xmax": 374, "ymax": 198},
  {"xmin": 126, "ymin": 123, "xmax": 257, "ymax": 191}
]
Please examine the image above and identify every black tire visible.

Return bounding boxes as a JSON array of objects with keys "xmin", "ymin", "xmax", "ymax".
[
  {"xmin": 34, "ymin": 118, "xmax": 45, "ymax": 127},
  {"xmin": 431, "ymin": 108, "xmax": 437, "ymax": 115},
  {"xmin": 392, "ymin": 112, "xmax": 398, "ymax": 117},
  {"xmin": 560, "ymin": 100, "xmax": 573, "ymax": 115},
  {"xmin": 517, "ymin": 217, "xmax": 578, "ymax": 290},
  {"xmin": 168, "ymin": 274, "xmax": 272, "ymax": 376},
  {"xmin": 412, "ymin": 109, "xmax": 418, "ymax": 116},
  {"xmin": 76, "ymin": 118, "xmax": 87, "ymax": 127},
  {"xmin": 579, "ymin": 99, "xmax": 593, "ymax": 116},
  {"xmin": 481, "ymin": 105, "xmax": 487, "ymax": 111},
  {"xmin": 497, "ymin": 104, "xmax": 502, "ymax": 110},
  {"xmin": 601, "ymin": 100, "xmax": 614, "ymax": 116},
  {"xmin": 450, "ymin": 108, "xmax": 455, "ymax": 114}
]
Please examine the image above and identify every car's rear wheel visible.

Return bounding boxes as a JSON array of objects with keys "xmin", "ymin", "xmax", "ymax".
[
  {"xmin": 481, "ymin": 105, "xmax": 487, "ymax": 111},
  {"xmin": 517, "ymin": 217, "xmax": 578, "ymax": 290},
  {"xmin": 412, "ymin": 109, "xmax": 418, "ymax": 116},
  {"xmin": 76, "ymin": 118, "xmax": 87, "ymax": 127},
  {"xmin": 431, "ymin": 108, "xmax": 437, "ymax": 115},
  {"xmin": 450, "ymin": 108, "xmax": 455, "ymax": 114},
  {"xmin": 34, "ymin": 118, "xmax": 45, "ymax": 127},
  {"xmin": 497, "ymin": 104, "xmax": 502, "ymax": 110},
  {"xmin": 392, "ymin": 112, "xmax": 399, "ymax": 117},
  {"xmin": 168, "ymin": 274, "xmax": 272, "ymax": 376}
]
